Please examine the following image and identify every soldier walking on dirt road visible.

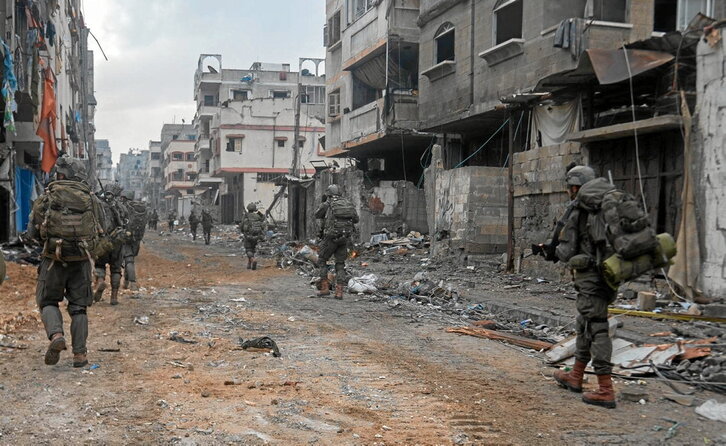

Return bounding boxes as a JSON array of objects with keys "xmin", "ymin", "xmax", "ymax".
[
  {"xmin": 313, "ymin": 184, "xmax": 359, "ymax": 299},
  {"xmin": 119, "ymin": 191, "xmax": 147, "ymax": 291},
  {"xmin": 27, "ymin": 156, "xmax": 105, "ymax": 368},
  {"xmin": 201, "ymin": 208, "xmax": 214, "ymax": 245},
  {"xmin": 189, "ymin": 210, "xmax": 200, "ymax": 241},
  {"xmin": 546, "ymin": 165, "xmax": 618, "ymax": 409},
  {"xmin": 240, "ymin": 202, "xmax": 267, "ymax": 270},
  {"xmin": 167, "ymin": 210, "xmax": 178, "ymax": 232}
]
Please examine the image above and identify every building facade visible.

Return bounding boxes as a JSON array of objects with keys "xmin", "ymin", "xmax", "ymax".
[
  {"xmin": 144, "ymin": 140, "xmax": 163, "ymax": 208},
  {"xmin": 95, "ymin": 139, "xmax": 114, "ymax": 183},
  {"xmin": 193, "ymin": 55, "xmax": 329, "ymax": 223},
  {"xmin": 116, "ymin": 149, "xmax": 149, "ymax": 200},
  {"xmin": 0, "ymin": 0, "xmax": 96, "ymax": 242},
  {"xmin": 160, "ymin": 124, "xmax": 197, "ymax": 218}
]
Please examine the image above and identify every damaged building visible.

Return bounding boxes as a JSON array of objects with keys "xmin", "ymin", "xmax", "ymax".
[
  {"xmin": 192, "ymin": 55, "xmax": 328, "ymax": 224},
  {"xmin": 313, "ymin": 0, "xmax": 431, "ymax": 242},
  {"xmin": 316, "ymin": 0, "xmax": 726, "ymax": 300}
]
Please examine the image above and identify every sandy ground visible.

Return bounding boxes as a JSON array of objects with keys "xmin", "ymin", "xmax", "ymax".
[{"xmin": 0, "ymin": 231, "xmax": 723, "ymax": 445}]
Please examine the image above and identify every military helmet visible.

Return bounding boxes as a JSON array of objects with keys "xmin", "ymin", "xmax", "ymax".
[
  {"xmin": 55, "ymin": 156, "xmax": 87, "ymax": 182},
  {"xmin": 325, "ymin": 184, "xmax": 341, "ymax": 196},
  {"xmin": 121, "ymin": 190, "xmax": 135, "ymax": 200},
  {"xmin": 566, "ymin": 165, "xmax": 596, "ymax": 187},
  {"xmin": 107, "ymin": 182, "xmax": 124, "ymax": 197},
  {"xmin": 247, "ymin": 202, "xmax": 257, "ymax": 212}
]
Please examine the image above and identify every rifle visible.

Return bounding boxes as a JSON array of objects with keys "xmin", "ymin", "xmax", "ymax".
[{"xmin": 532, "ymin": 200, "xmax": 577, "ymax": 263}]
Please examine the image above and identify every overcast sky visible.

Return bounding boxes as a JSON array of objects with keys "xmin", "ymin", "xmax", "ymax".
[{"xmin": 83, "ymin": 0, "xmax": 326, "ymax": 163}]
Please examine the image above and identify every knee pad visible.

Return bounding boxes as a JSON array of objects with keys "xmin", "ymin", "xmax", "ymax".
[{"xmin": 68, "ymin": 307, "xmax": 87, "ymax": 316}]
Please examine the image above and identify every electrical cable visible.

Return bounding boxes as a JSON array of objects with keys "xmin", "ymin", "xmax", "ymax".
[{"xmin": 454, "ymin": 118, "xmax": 510, "ymax": 169}]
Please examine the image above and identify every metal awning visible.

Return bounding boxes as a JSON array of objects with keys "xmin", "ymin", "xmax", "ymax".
[{"xmin": 537, "ymin": 49, "xmax": 674, "ymax": 90}]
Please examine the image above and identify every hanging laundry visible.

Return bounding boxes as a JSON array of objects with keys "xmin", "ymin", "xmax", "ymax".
[
  {"xmin": 37, "ymin": 67, "xmax": 58, "ymax": 173},
  {"xmin": 45, "ymin": 21, "xmax": 56, "ymax": 47},
  {"xmin": 1, "ymin": 40, "xmax": 18, "ymax": 134},
  {"xmin": 529, "ymin": 99, "xmax": 581, "ymax": 148}
]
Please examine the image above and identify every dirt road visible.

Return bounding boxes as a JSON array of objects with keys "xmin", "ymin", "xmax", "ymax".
[{"xmin": 0, "ymin": 232, "xmax": 722, "ymax": 445}]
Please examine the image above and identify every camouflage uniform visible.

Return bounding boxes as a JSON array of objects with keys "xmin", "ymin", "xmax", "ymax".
[
  {"xmin": 95, "ymin": 186, "xmax": 128, "ymax": 305},
  {"xmin": 314, "ymin": 185, "xmax": 359, "ymax": 298},
  {"xmin": 201, "ymin": 210, "xmax": 213, "ymax": 245},
  {"xmin": 189, "ymin": 211, "xmax": 200, "ymax": 241},
  {"xmin": 240, "ymin": 203, "xmax": 266, "ymax": 269},
  {"xmin": 168, "ymin": 210, "xmax": 177, "ymax": 232},
  {"xmin": 120, "ymin": 192, "xmax": 147, "ymax": 290},
  {"xmin": 27, "ymin": 156, "xmax": 105, "ymax": 367}
]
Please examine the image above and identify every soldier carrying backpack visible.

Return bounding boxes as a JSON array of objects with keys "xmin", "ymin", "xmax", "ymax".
[
  {"xmin": 313, "ymin": 184, "xmax": 359, "ymax": 299},
  {"xmin": 201, "ymin": 208, "xmax": 214, "ymax": 245},
  {"xmin": 240, "ymin": 202, "xmax": 267, "ymax": 270},
  {"xmin": 94, "ymin": 183, "xmax": 129, "ymax": 306},
  {"xmin": 26, "ymin": 156, "xmax": 106, "ymax": 368},
  {"xmin": 120, "ymin": 191, "xmax": 147, "ymax": 291},
  {"xmin": 540, "ymin": 165, "xmax": 675, "ymax": 409}
]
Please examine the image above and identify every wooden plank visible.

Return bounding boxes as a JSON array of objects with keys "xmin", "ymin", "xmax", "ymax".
[
  {"xmin": 567, "ymin": 115, "xmax": 683, "ymax": 143},
  {"xmin": 608, "ymin": 308, "xmax": 726, "ymax": 323},
  {"xmin": 446, "ymin": 326, "xmax": 553, "ymax": 351}
]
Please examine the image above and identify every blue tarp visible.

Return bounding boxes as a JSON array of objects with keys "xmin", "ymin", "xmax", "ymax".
[{"xmin": 14, "ymin": 167, "xmax": 34, "ymax": 232}]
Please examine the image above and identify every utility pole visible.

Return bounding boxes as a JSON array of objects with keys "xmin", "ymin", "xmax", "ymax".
[
  {"xmin": 506, "ymin": 111, "xmax": 515, "ymax": 273},
  {"xmin": 291, "ymin": 82, "xmax": 302, "ymax": 178}
]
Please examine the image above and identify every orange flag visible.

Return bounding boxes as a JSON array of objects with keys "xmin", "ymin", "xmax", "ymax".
[{"xmin": 37, "ymin": 68, "xmax": 58, "ymax": 173}]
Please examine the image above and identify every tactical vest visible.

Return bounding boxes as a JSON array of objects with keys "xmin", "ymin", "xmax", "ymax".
[{"xmin": 325, "ymin": 196, "xmax": 357, "ymax": 237}]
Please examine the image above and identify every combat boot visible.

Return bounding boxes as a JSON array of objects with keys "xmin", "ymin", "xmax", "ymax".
[
  {"xmin": 73, "ymin": 353, "xmax": 88, "ymax": 368},
  {"xmin": 553, "ymin": 360, "xmax": 586, "ymax": 393},
  {"xmin": 582, "ymin": 374, "xmax": 616, "ymax": 409},
  {"xmin": 123, "ymin": 279, "xmax": 129, "ymax": 290},
  {"xmin": 251, "ymin": 258, "xmax": 257, "ymax": 270},
  {"xmin": 334, "ymin": 284, "xmax": 344, "ymax": 300},
  {"xmin": 93, "ymin": 281, "xmax": 106, "ymax": 302},
  {"xmin": 110, "ymin": 289, "xmax": 119, "ymax": 306},
  {"xmin": 247, "ymin": 258, "xmax": 252, "ymax": 269},
  {"xmin": 44, "ymin": 333, "xmax": 67, "ymax": 365},
  {"xmin": 318, "ymin": 279, "xmax": 331, "ymax": 297},
  {"xmin": 129, "ymin": 281, "xmax": 139, "ymax": 291}
]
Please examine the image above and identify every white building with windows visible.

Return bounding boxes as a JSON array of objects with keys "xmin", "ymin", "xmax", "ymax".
[{"xmin": 192, "ymin": 55, "xmax": 329, "ymax": 223}]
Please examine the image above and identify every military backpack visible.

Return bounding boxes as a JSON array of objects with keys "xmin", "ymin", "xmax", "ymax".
[
  {"xmin": 126, "ymin": 201, "xmax": 148, "ymax": 241},
  {"xmin": 40, "ymin": 180, "xmax": 102, "ymax": 261},
  {"xmin": 325, "ymin": 196, "xmax": 357, "ymax": 237}
]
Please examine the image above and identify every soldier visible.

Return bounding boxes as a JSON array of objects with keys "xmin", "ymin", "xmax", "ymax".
[
  {"xmin": 201, "ymin": 209, "xmax": 214, "ymax": 245},
  {"xmin": 189, "ymin": 210, "xmax": 200, "ymax": 241},
  {"xmin": 167, "ymin": 209, "xmax": 178, "ymax": 232},
  {"xmin": 240, "ymin": 203, "xmax": 267, "ymax": 270},
  {"xmin": 548, "ymin": 165, "xmax": 618, "ymax": 409},
  {"xmin": 27, "ymin": 156, "xmax": 105, "ymax": 367},
  {"xmin": 314, "ymin": 184, "xmax": 359, "ymax": 299},
  {"xmin": 120, "ymin": 191, "xmax": 147, "ymax": 291},
  {"xmin": 148, "ymin": 209, "xmax": 159, "ymax": 230},
  {"xmin": 94, "ymin": 183, "xmax": 128, "ymax": 306}
]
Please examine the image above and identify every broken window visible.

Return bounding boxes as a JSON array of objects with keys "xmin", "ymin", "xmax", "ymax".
[
  {"xmin": 172, "ymin": 152, "xmax": 183, "ymax": 161},
  {"xmin": 328, "ymin": 89, "xmax": 341, "ymax": 117},
  {"xmin": 271, "ymin": 90, "xmax": 290, "ymax": 99},
  {"xmin": 172, "ymin": 169, "xmax": 183, "ymax": 181},
  {"xmin": 435, "ymin": 23, "xmax": 455, "ymax": 64},
  {"xmin": 349, "ymin": 0, "xmax": 375, "ymax": 22},
  {"xmin": 654, "ymin": 0, "xmax": 715, "ymax": 31},
  {"xmin": 226, "ymin": 137, "xmax": 244, "ymax": 152},
  {"xmin": 302, "ymin": 86, "xmax": 325, "ymax": 104},
  {"xmin": 257, "ymin": 172, "xmax": 281, "ymax": 183},
  {"xmin": 352, "ymin": 76, "xmax": 379, "ymax": 110},
  {"xmin": 186, "ymin": 153, "xmax": 195, "ymax": 161},
  {"xmin": 203, "ymin": 95, "xmax": 215, "ymax": 106},
  {"xmin": 186, "ymin": 172, "xmax": 197, "ymax": 181},
  {"xmin": 493, "ymin": 0, "xmax": 523, "ymax": 45},
  {"xmin": 232, "ymin": 90, "xmax": 249, "ymax": 101},
  {"xmin": 151, "ymin": 152, "xmax": 161, "ymax": 160},
  {"xmin": 586, "ymin": 0, "xmax": 627, "ymax": 22},
  {"xmin": 326, "ymin": 11, "xmax": 341, "ymax": 48}
]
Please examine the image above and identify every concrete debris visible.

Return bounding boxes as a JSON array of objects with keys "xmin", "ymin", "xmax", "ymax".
[
  {"xmin": 663, "ymin": 393, "xmax": 695, "ymax": 407},
  {"xmin": 695, "ymin": 400, "xmax": 726, "ymax": 422},
  {"xmin": 348, "ymin": 274, "xmax": 379, "ymax": 294}
]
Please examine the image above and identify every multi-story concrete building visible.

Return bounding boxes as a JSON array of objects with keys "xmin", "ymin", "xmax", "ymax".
[
  {"xmin": 116, "ymin": 149, "xmax": 149, "ymax": 200},
  {"xmin": 144, "ymin": 140, "xmax": 163, "ymax": 208},
  {"xmin": 95, "ymin": 140, "xmax": 115, "ymax": 182},
  {"xmin": 193, "ymin": 55, "xmax": 328, "ymax": 223},
  {"xmin": 322, "ymin": 0, "xmax": 430, "ymax": 171},
  {"xmin": 160, "ymin": 124, "xmax": 197, "ymax": 218},
  {"xmin": 0, "ymin": 0, "xmax": 96, "ymax": 242}
]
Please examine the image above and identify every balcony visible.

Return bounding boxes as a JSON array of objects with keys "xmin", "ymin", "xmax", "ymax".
[
  {"xmin": 165, "ymin": 180, "xmax": 195, "ymax": 190},
  {"xmin": 197, "ymin": 104, "xmax": 217, "ymax": 118},
  {"xmin": 196, "ymin": 138, "xmax": 211, "ymax": 156}
]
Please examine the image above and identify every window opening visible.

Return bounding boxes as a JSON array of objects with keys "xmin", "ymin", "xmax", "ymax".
[
  {"xmin": 204, "ymin": 95, "xmax": 215, "ymax": 106},
  {"xmin": 435, "ymin": 23, "xmax": 455, "ymax": 63},
  {"xmin": 232, "ymin": 90, "xmax": 249, "ymax": 101},
  {"xmin": 328, "ymin": 90, "xmax": 341, "ymax": 117},
  {"xmin": 494, "ymin": 0, "xmax": 523, "ymax": 45}
]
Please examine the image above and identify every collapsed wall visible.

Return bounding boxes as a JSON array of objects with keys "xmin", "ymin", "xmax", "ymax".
[{"xmin": 307, "ymin": 167, "xmax": 428, "ymax": 243}]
